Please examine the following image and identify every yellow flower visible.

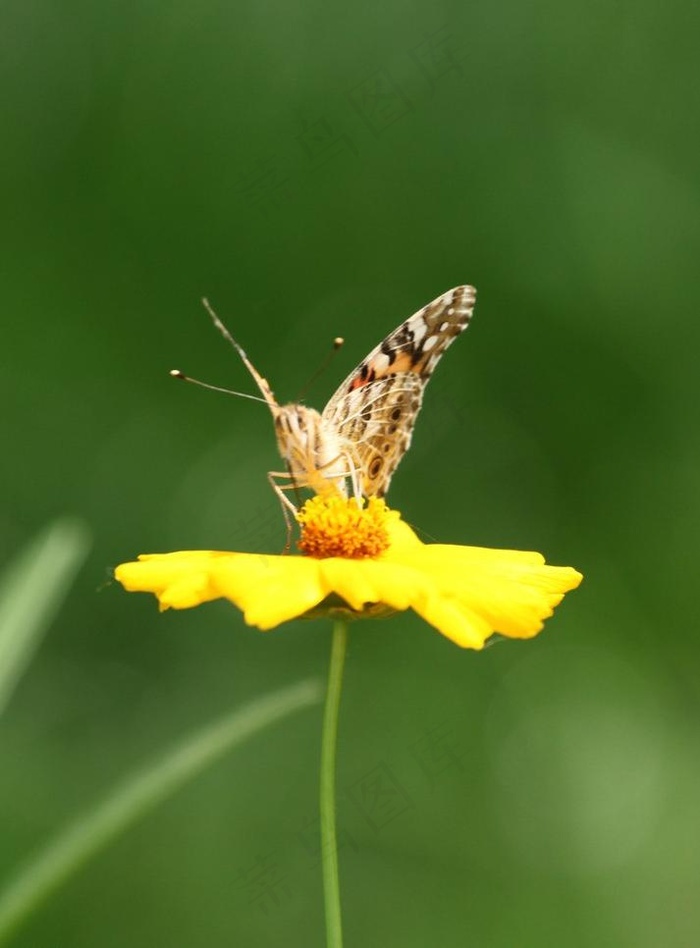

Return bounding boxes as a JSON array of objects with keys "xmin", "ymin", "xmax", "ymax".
[{"xmin": 115, "ymin": 496, "xmax": 582, "ymax": 649}]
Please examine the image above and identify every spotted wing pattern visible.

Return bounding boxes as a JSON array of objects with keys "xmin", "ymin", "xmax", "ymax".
[{"xmin": 321, "ymin": 285, "xmax": 476, "ymax": 497}]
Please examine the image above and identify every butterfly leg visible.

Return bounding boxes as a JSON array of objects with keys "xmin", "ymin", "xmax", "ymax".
[
  {"xmin": 308, "ymin": 449, "xmax": 362, "ymax": 500},
  {"xmin": 346, "ymin": 453, "xmax": 362, "ymax": 503},
  {"xmin": 316, "ymin": 449, "xmax": 362, "ymax": 502},
  {"xmin": 267, "ymin": 470, "xmax": 302, "ymax": 553}
]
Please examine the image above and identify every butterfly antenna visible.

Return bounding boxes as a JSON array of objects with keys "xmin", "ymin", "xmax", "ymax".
[
  {"xmin": 296, "ymin": 336, "xmax": 345, "ymax": 400},
  {"xmin": 169, "ymin": 370, "xmax": 268, "ymax": 404},
  {"xmin": 201, "ymin": 297, "xmax": 278, "ymax": 409}
]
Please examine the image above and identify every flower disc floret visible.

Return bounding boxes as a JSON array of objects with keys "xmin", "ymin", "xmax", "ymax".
[{"xmin": 296, "ymin": 495, "xmax": 395, "ymax": 559}]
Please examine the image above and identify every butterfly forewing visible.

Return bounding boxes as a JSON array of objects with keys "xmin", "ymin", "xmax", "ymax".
[{"xmin": 321, "ymin": 285, "xmax": 476, "ymax": 497}]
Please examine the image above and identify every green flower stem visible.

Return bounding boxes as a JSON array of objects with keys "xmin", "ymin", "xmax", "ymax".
[{"xmin": 320, "ymin": 619, "xmax": 348, "ymax": 948}]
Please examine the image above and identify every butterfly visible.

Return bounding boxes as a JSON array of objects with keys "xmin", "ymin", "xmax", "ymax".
[{"xmin": 177, "ymin": 286, "xmax": 476, "ymax": 517}]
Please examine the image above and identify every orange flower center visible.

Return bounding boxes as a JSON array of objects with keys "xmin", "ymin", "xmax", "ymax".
[{"xmin": 296, "ymin": 495, "xmax": 393, "ymax": 559}]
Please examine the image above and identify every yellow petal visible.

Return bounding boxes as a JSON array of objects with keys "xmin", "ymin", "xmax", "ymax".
[
  {"xmin": 413, "ymin": 594, "xmax": 494, "ymax": 649},
  {"xmin": 211, "ymin": 555, "xmax": 326, "ymax": 630},
  {"xmin": 384, "ymin": 517, "xmax": 424, "ymax": 551},
  {"xmin": 317, "ymin": 558, "xmax": 426, "ymax": 612},
  {"xmin": 385, "ymin": 544, "xmax": 582, "ymax": 644},
  {"xmin": 114, "ymin": 552, "xmax": 225, "ymax": 610}
]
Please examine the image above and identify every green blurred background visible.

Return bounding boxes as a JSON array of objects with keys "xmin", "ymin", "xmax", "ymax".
[{"xmin": 2, "ymin": 0, "xmax": 699, "ymax": 944}]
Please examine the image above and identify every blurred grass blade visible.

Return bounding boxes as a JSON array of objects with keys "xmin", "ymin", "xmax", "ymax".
[
  {"xmin": 0, "ymin": 677, "xmax": 322, "ymax": 944},
  {"xmin": 0, "ymin": 518, "xmax": 91, "ymax": 718}
]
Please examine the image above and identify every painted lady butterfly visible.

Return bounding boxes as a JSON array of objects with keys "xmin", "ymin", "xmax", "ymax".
[{"xmin": 187, "ymin": 286, "xmax": 476, "ymax": 514}]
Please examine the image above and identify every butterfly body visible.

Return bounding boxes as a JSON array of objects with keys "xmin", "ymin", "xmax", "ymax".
[{"xmin": 272, "ymin": 404, "xmax": 349, "ymax": 498}]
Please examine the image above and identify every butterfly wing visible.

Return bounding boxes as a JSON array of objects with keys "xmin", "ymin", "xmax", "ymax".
[{"xmin": 321, "ymin": 285, "xmax": 476, "ymax": 497}]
